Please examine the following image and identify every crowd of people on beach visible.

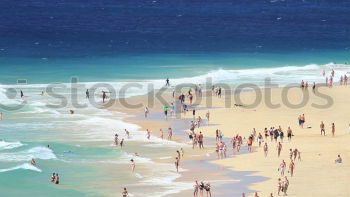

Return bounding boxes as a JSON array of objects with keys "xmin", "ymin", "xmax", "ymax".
[{"xmin": 120, "ymin": 71, "xmax": 348, "ymax": 196}]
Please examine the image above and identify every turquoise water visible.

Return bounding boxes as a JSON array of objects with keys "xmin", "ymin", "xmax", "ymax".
[
  {"xmin": 0, "ymin": 83, "xmax": 193, "ymax": 197},
  {"xmin": 1, "ymin": 50, "xmax": 349, "ymax": 84}
]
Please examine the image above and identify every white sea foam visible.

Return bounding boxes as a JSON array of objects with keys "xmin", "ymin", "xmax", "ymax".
[
  {"xmin": 0, "ymin": 140, "xmax": 24, "ymax": 150},
  {"xmin": 159, "ymin": 156, "xmax": 172, "ymax": 160},
  {"xmin": 0, "ymin": 163, "xmax": 42, "ymax": 173},
  {"xmin": 139, "ymin": 170, "xmax": 193, "ymax": 197},
  {"xmin": 0, "ymin": 146, "xmax": 56, "ymax": 162}
]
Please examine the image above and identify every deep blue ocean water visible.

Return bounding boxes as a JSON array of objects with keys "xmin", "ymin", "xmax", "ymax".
[
  {"xmin": 1, "ymin": 0, "xmax": 349, "ymax": 84},
  {"xmin": 1, "ymin": 0, "xmax": 349, "ymax": 56}
]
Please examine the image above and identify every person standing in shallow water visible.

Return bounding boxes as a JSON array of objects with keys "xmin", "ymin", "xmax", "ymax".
[
  {"xmin": 175, "ymin": 157, "xmax": 179, "ymax": 172},
  {"xmin": 50, "ymin": 173, "xmax": 55, "ymax": 183},
  {"xmin": 55, "ymin": 173, "xmax": 59, "ymax": 184},
  {"xmin": 193, "ymin": 180, "xmax": 199, "ymax": 197},
  {"xmin": 120, "ymin": 138, "xmax": 124, "ymax": 149},
  {"xmin": 102, "ymin": 91, "xmax": 106, "ymax": 103},
  {"xmin": 130, "ymin": 159, "xmax": 135, "ymax": 172},
  {"xmin": 86, "ymin": 89, "xmax": 89, "ymax": 99},
  {"xmin": 122, "ymin": 188, "xmax": 128, "ymax": 197},
  {"xmin": 166, "ymin": 78, "xmax": 170, "ymax": 86}
]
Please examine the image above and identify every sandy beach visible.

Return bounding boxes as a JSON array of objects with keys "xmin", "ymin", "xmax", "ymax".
[
  {"xmin": 111, "ymin": 84, "xmax": 350, "ymax": 197},
  {"xmin": 188, "ymin": 85, "xmax": 350, "ymax": 196}
]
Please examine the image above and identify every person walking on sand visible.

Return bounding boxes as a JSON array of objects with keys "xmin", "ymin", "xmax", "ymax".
[
  {"xmin": 257, "ymin": 133, "xmax": 263, "ymax": 147},
  {"xmin": 320, "ymin": 121, "xmax": 325, "ymax": 136},
  {"xmin": 331, "ymin": 123, "xmax": 335, "ymax": 137},
  {"xmin": 122, "ymin": 187, "xmax": 128, "ymax": 197},
  {"xmin": 293, "ymin": 149, "xmax": 298, "ymax": 161},
  {"xmin": 283, "ymin": 176, "xmax": 289, "ymax": 196},
  {"xmin": 279, "ymin": 160, "xmax": 286, "ymax": 176},
  {"xmin": 287, "ymin": 127, "xmax": 293, "ymax": 141},
  {"xmin": 247, "ymin": 136, "xmax": 253, "ymax": 152},
  {"xmin": 277, "ymin": 142, "xmax": 282, "ymax": 157},
  {"xmin": 263, "ymin": 143, "xmax": 268, "ymax": 157},
  {"xmin": 277, "ymin": 178, "xmax": 282, "ymax": 196},
  {"xmin": 301, "ymin": 114, "xmax": 305, "ymax": 128},
  {"xmin": 289, "ymin": 160, "xmax": 295, "ymax": 176},
  {"xmin": 289, "ymin": 149, "xmax": 293, "ymax": 160}
]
